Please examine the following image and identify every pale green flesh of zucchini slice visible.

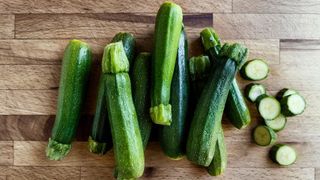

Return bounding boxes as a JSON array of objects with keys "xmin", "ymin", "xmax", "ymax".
[
  {"xmin": 254, "ymin": 126, "xmax": 272, "ymax": 146},
  {"xmin": 276, "ymin": 145, "xmax": 296, "ymax": 165},
  {"xmin": 265, "ymin": 114, "xmax": 286, "ymax": 132},
  {"xmin": 259, "ymin": 97, "xmax": 281, "ymax": 120},
  {"xmin": 283, "ymin": 90, "xmax": 297, "ymax": 97},
  {"xmin": 249, "ymin": 85, "xmax": 266, "ymax": 102},
  {"xmin": 245, "ymin": 60, "xmax": 269, "ymax": 80},
  {"xmin": 287, "ymin": 94, "xmax": 306, "ymax": 115}
]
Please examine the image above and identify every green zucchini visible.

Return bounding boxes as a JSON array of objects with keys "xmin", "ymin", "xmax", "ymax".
[
  {"xmin": 276, "ymin": 88, "xmax": 298, "ymax": 100},
  {"xmin": 245, "ymin": 83, "xmax": 267, "ymax": 103},
  {"xmin": 280, "ymin": 93, "xmax": 306, "ymax": 117},
  {"xmin": 201, "ymin": 28, "xmax": 251, "ymax": 129},
  {"xmin": 186, "ymin": 43, "xmax": 248, "ymax": 166},
  {"xmin": 253, "ymin": 125, "xmax": 277, "ymax": 146},
  {"xmin": 103, "ymin": 42, "xmax": 144, "ymax": 179},
  {"xmin": 88, "ymin": 32, "xmax": 136, "ymax": 155},
  {"xmin": 159, "ymin": 28, "xmax": 189, "ymax": 160},
  {"xmin": 240, "ymin": 59, "xmax": 269, "ymax": 80},
  {"xmin": 256, "ymin": 95, "xmax": 281, "ymax": 120},
  {"xmin": 269, "ymin": 144, "xmax": 297, "ymax": 166},
  {"xmin": 150, "ymin": 2, "xmax": 183, "ymax": 126},
  {"xmin": 46, "ymin": 40, "xmax": 92, "ymax": 160},
  {"xmin": 132, "ymin": 52, "xmax": 152, "ymax": 149},
  {"xmin": 264, "ymin": 114, "xmax": 287, "ymax": 132}
]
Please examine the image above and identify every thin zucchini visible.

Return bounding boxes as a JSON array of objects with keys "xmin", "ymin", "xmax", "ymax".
[
  {"xmin": 253, "ymin": 125, "xmax": 277, "ymax": 146},
  {"xmin": 240, "ymin": 59, "xmax": 269, "ymax": 81},
  {"xmin": 150, "ymin": 2, "xmax": 183, "ymax": 125},
  {"xmin": 280, "ymin": 93, "xmax": 306, "ymax": 117},
  {"xmin": 244, "ymin": 83, "xmax": 267, "ymax": 103},
  {"xmin": 269, "ymin": 144, "xmax": 297, "ymax": 166},
  {"xmin": 256, "ymin": 95, "xmax": 281, "ymax": 120},
  {"xmin": 264, "ymin": 114, "xmax": 287, "ymax": 132},
  {"xmin": 46, "ymin": 40, "xmax": 92, "ymax": 160}
]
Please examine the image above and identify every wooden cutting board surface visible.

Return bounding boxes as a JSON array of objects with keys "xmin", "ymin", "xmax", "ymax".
[{"xmin": 0, "ymin": 0, "xmax": 320, "ymax": 179}]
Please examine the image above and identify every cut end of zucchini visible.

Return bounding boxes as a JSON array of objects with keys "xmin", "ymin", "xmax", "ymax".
[
  {"xmin": 270, "ymin": 144, "xmax": 297, "ymax": 166},
  {"xmin": 245, "ymin": 83, "xmax": 266, "ymax": 103},
  {"xmin": 88, "ymin": 136, "xmax": 109, "ymax": 155},
  {"xmin": 150, "ymin": 104, "xmax": 172, "ymax": 126},
  {"xmin": 167, "ymin": 154, "xmax": 185, "ymax": 161},
  {"xmin": 220, "ymin": 43, "xmax": 248, "ymax": 69},
  {"xmin": 240, "ymin": 59, "xmax": 269, "ymax": 80},
  {"xmin": 189, "ymin": 55, "xmax": 211, "ymax": 81},
  {"xmin": 200, "ymin": 28, "xmax": 221, "ymax": 52},
  {"xmin": 46, "ymin": 138, "xmax": 71, "ymax": 161},
  {"xmin": 253, "ymin": 125, "xmax": 277, "ymax": 146},
  {"xmin": 265, "ymin": 114, "xmax": 287, "ymax": 132},
  {"xmin": 257, "ymin": 96, "xmax": 281, "ymax": 120},
  {"xmin": 102, "ymin": 42, "xmax": 129, "ymax": 74},
  {"xmin": 207, "ymin": 167, "xmax": 226, "ymax": 176},
  {"xmin": 281, "ymin": 94, "xmax": 306, "ymax": 116}
]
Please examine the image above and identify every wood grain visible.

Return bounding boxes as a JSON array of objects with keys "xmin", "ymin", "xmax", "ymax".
[
  {"xmin": 0, "ymin": 0, "xmax": 231, "ymax": 13},
  {"xmin": 0, "ymin": 141, "xmax": 13, "ymax": 166},
  {"xmin": 213, "ymin": 14, "xmax": 320, "ymax": 39},
  {"xmin": 0, "ymin": 15, "xmax": 14, "ymax": 39},
  {"xmin": 233, "ymin": 0, "xmax": 320, "ymax": 14}
]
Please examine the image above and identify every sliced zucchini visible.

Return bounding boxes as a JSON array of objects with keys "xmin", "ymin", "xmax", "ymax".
[
  {"xmin": 253, "ymin": 125, "xmax": 277, "ymax": 146},
  {"xmin": 257, "ymin": 95, "xmax": 281, "ymax": 120},
  {"xmin": 240, "ymin": 59, "xmax": 269, "ymax": 81},
  {"xmin": 276, "ymin": 88, "xmax": 298, "ymax": 100},
  {"xmin": 269, "ymin": 144, "xmax": 297, "ymax": 166},
  {"xmin": 244, "ymin": 83, "xmax": 266, "ymax": 103},
  {"xmin": 264, "ymin": 114, "xmax": 287, "ymax": 132},
  {"xmin": 281, "ymin": 93, "xmax": 306, "ymax": 117}
]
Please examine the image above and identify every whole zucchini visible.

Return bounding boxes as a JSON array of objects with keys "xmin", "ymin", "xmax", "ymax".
[
  {"xmin": 103, "ymin": 42, "xmax": 144, "ymax": 179},
  {"xmin": 150, "ymin": 2, "xmax": 183, "ymax": 126},
  {"xmin": 46, "ymin": 39, "xmax": 92, "ymax": 160},
  {"xmin": 186, "ymin": 43, "xmax": 248, "ymax": 166},
  {"xmin": 159, "ymin": 28, "xmax": 190, "ymax": 159},
  {"xmin": 132, "ymin": 52, "xmax": 152, "ymax": 149}
]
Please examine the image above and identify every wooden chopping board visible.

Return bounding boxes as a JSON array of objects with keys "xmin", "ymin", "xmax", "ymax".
[{"xmin": 0, "ymin": 0, "xmax": 319, "ymax": 179}]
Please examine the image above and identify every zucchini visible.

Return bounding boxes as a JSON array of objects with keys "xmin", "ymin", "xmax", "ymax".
[
  {"xmin": 186, "ymin": 43, "xmax": 248, "ymax": 166},
  {"xmin": 280, "ymin": 93, "xmax": 306, "ymax": 117},
  {"xmin": 245, "ymin": 83, "xmax": 267, "ymax": 103},
  {"xmin": 207, "ymin": 125, "xmax": 227, "ymax": 176},
  {"xmin": 256, "ymin": 95, "xmax": 281, "ymax": 120},
  {"xmin": 159, "ymin": 28, "xmax": 189, "ymax": 160},
  {"xmin": 240, "ymin": 59, "xmax": 269, "ymax": 80},
  {"xmin": 103, "ymin": 42, "xmax": 144, "ymax": 179},
  {"xmin": 150, "ymin": 2, "xmax": 183, "ymax": 126},
  {"xmin": 88, "ymin": 32, "xmax": 136, "ymax": 155},
  {"xmin": 201, "ymin": 28, "xmax": 251, "ymax": 129},
  {"xmin": 132, "ymin": 52, "xmax": 152, "ymax": 149},
  {"xmin": 269, "ymin": 144, "xmax": 297, "ymax": 166},
  {"xmin": 264, "ymin": 114, "xmax": 287, "ymax": 132},
  {"xmin": 276, "ymin": 88, "xmax": 298, "ymax": 100},
  {"xmin": 253, "ymin": 125, "xmax": 277, "ymax": 146},
  {"xmin": 46, "ymin": 40, "xmax": 92, "ymax": 160}
]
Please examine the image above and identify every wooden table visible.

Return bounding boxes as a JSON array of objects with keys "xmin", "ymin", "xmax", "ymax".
[{"xmin": 0, "ymin": 0, "xmax": 319, "ymax": 179}]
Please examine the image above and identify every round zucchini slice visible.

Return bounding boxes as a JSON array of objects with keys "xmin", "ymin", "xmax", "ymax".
[
  {"xmin": 244, "ymin": 83, "xmax": 266, "ymax": 103},
  {"xmin": 257, "ymin": 95, "xmax": 281, "ymax": 120},
  {"xmin": 253, "ymin": 125, "xmax": 277, "ymax": 146},
  {"xmin": 269, "ymin": 144, "xmax": 297, "ymax": 166},
  {"xmin": 240, "ymin": 59, "xmax": 269, "ymax": 81},
  {"xmin": 264, "ymin": 114, "xmax": 287, "ymax": 132}
]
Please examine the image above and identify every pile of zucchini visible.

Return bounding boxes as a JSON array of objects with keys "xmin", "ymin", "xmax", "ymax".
[{"xmin": 45, "ymin": 1, "xmax": 306, "ymax": 178}]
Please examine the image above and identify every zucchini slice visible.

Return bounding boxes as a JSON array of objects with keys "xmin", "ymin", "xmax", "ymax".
[
  {"xmin": 244, "ymin": 83, "xmax": 266, "ymax": 103},
  {"xmin": 253, "ymin": 125, "xmax": 277, "ymax": 146},
  {"xmin": 240, "ymin": 59, "xmax": 269, "ymax": 81},
  {"xmin": 276, "ymin": 88, "xmax": 298, "ymax": 100},
  {"xmin": 281, "ymin": 93, "xmax": 306, "ymax": 116},
  {"xmin": 264, "ymin": 114, "xmax": 287, "ymax": 132},
  {"xmin": 269, "ymin": 144, "xmax": 297, "ymax": 166},
  {"xmin": 257, "ymin": 95, "xmax": 281, "ymax": 120}
]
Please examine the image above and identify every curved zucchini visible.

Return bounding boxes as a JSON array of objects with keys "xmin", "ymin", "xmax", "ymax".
[
  {"xmin": 150, "ymin": 2, "xmax": 183, "ymax": 125},
  {"xmin": 159, "ymin": 29, "xmax": 190, "ymax": 159},
  {"xmin": 132, "ymin": 52, "xmax": 152, "ymax": 149},
  {"xmin": 103, "ymin": 42, "xmax": 144, "ymax": 179},
  {"xmin": 46, "ymin": 39, "xmax": 92, "ymax": 160},
  {"xmin": 186, "ymin": 43, "xmax": 248, "ymax": 166}
]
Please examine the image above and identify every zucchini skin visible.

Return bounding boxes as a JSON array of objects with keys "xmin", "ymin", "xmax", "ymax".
[
  {"xmin": 47, "ymin": 39, "xmax": 92, "ymax": 160},
  {"xmin": 159, "ymin": 29, "xmax": 190, "ymax": 159},
  {"xmin": 132, "ymin": 52, "xmax": 152, "ymax": 149},
  {"xmin": 186, "ymin": 58, "xmax": 237, "ymax": 166},
  {"xmin": 111, "ymin": 32, "xmax": 136, "ymax": 67},
  {"xmin": 103, "ymin": 42, "xmax": 144, "ymax": 179},
  {"xmin": 150, "ymin": 2, "xmax": 183, "ymax": 126}
]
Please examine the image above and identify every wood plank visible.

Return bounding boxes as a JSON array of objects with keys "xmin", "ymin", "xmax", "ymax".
[
  {"xmin": 0, "ymin": 166, "xmax": 80, "ymax": 180},
  {"xmin": 81, "ymin": 167, "xmax": 315, "ymax": 180},
  {"xmin": 213, "ymin": 14, "xmax": 320, "ymax": 39},
  {"xmin": 281, "ymin": 39, "xmax": 320, "ymax": 50},
  {"xmin": 233, "ymin": 0, "xmax": 320, "ymax": 13},
  {"xmin": 316, "ymin": 168, "xmax": 320, "ymax": 180},
  {"xmin": 0, "ymin": 15, "xmax": 14, "ymax": 39},
  {"xmin": 0, "ymin": 0, "xmax": 231, "ymax": 13},
  {"xmin": 0, "ymin": 141, "xmax": 13, "ymax": 166},
  {"xmin": 15, "ymin": 13, "xmax": 212, "ymax": 39}
]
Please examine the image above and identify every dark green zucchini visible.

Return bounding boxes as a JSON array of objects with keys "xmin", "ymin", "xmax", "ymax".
[
  {"xmin": 103, "ymin": 42, "xmax": 144, "ymax": 179},
  {"xmin": 150, "ymin": 2, "xmax": 183, "ymax": 126},
  {"xmin": 159, "ymin": 29, "xmax": 190, "ymax": 159},
  {"xmin": 186, "ymin": 43, "xmax": 248, "ymax": 166},
  {"xmin": 132, "ymin": 52, "xmax": 152, "ymax": 149},
  {"xmin": 46, "ymin": 40, "xmax": 92, "ymax": 160}
]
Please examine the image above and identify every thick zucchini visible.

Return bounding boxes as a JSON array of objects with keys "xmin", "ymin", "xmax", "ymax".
[
  {"xmin": 132, "ymin": 52, "xmax": 152, "ymax": 149},
  {"xmin": 159, "ymin": 29, "xmax": 189, "ymax": 159},
  {"xmin": 186, "ymin": 43, "xmax": 248, "ymax": 166},
  {"xmin": 46, "ymin": 40, "xmax": 92, "ymax": 160},
  {"xmin": 201, "ymin": 28, "xmax": 251, "ymax": 129},
  {"xmin": 88, "ymin": 32, "xmax": 136, "ymax": 155},
  {"xmin": 103, "ymin": 42, "xmax": 144, "ymax": 179},
  {"xmin": 150, "ymin": 2, "xmax": 183, "ymax": 125}
]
